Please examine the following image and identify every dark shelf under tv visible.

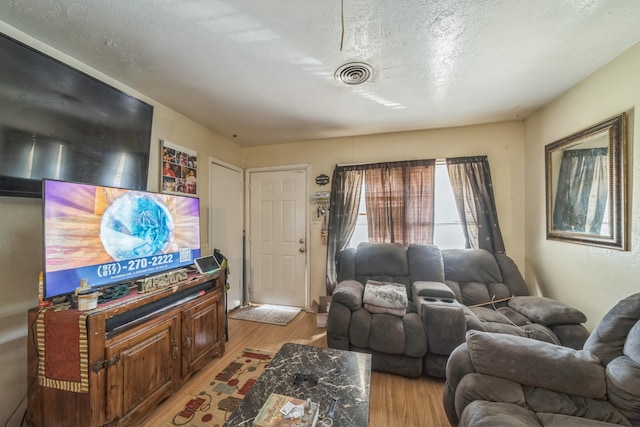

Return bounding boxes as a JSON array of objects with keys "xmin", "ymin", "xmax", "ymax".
[{"xmin": 26, "ymin": 269, "xmax": 226, "ymax": 427}]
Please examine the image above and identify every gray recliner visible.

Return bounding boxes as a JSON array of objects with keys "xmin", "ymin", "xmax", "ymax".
[
  {"xmin": 443, "ymin": 292, "xmax": 640, "ymax": 426},
  {"xmin": 326, "ymin": 242, "xmax": 439, "ymax": 378}
]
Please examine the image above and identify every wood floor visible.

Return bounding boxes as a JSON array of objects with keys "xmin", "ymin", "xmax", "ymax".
[{"xmin": 142, "ymin": 309, "xmax": 450, "ymax": 427}]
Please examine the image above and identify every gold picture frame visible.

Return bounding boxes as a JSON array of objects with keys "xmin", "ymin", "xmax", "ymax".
[{"xmin": 545, "ymin": 113, "xmax": 627, "ymax": 250}]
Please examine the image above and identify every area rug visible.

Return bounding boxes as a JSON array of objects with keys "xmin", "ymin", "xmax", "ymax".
[
  {"xmin": 229, "ymin": 304, "xmax": 301, "ymax": 326},
  {"xmin": 165, "ymin": 348, "xmax": 275, "ymax": 427}
]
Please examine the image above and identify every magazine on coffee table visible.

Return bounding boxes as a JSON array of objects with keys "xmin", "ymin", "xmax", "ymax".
[{"xmin": 253, "ymin": 392, "xmax": 320, "ymax": 427}]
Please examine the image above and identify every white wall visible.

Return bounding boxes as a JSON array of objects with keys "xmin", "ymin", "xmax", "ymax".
[
  {"xmin": 524, "ymin": 42, "xmax": 639, "ymax": 331},
  {"xmin": 243, "ymin": 121, "xmax": 526, "ymax": 307},
  {"xmin": 0, "ymin": 23, "xmax": 242, "ymax": 426}
]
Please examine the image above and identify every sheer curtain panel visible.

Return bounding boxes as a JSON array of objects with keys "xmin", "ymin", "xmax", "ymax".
[
  {"xmin": 325, "ymin": 166, "xmax": 364, "ymax": 294},
  {"xmin": 446, "ymin": 156, "xmax": 505, "ymax": 254}
]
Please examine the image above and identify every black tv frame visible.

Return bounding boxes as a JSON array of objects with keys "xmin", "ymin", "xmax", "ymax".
[{"xmin": 0, "ymin": 32, "xmax": 154, "ymax": 198}]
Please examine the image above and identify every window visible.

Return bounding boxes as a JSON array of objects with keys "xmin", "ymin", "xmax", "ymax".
[{"xmin": 347, "ymin": 160, "xmax": 465, "ymax": 248}]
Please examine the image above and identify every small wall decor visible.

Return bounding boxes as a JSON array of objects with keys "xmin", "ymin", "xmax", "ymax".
[
  {"xmin": 311, "ymin": 191, "xmax": 331, "ymax": 244},
  {"xmin": 161, "ymin": 140, "xmax": 198, "ymax": 195},
  {"xmin": 315, "ymin": 174, "xmax": 330, "ymax": 186}
]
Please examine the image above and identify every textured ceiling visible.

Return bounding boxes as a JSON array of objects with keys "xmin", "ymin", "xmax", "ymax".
[{"xmin": 1, "ymin": 0, "xmax": 640, "ymax": 147}]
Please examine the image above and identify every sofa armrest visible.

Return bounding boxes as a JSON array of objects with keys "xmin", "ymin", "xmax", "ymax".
[
  {"xmin": 508, "ymin": 296, "xmax": 587, "ymax": 326},
  {"xmin": 412, "ymin": 280, "xmax": 455, "ymax": 300},
  {"xmin": 465, "ymin": 330, "xmax": 606, "ymax": 399},
  {"xmin": 419, "ymin": 296, "xmax": 466, "ymax": 355},
  {"xmin": 331, "ymin": 280, "xmax": 364, "ymax": 311}
]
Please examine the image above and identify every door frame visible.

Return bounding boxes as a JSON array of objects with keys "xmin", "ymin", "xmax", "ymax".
[
  {"xmin": 245, "ymin": 164, "xmax": 310, "ymax": 308},
  {"xmin": 208, "ymin": 157, "xmax": 245, "ymax": 306}
]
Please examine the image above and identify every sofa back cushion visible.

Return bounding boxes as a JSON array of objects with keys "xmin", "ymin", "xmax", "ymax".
[
  {"xmin": 338, "ymin": 242, "xmax": 412, "ymax": 295},
  {"xmin": 355, "ymin": 242, "xmax": 408, "ymax": 275},
  {"xmin": 442, "ymin": 249, "xmax": 502, "ymax": 283},
  {"xmin": 493, "ymin": 254, "xmax": 530, "ymax": 296},
  {"xmin": 584, "ymin": 293, "xmax": 640, "ymax": 365},
  {"xmin": 466, "ymin": 330, "xmax": 607, "ymax": 399},
  {"xmin": 623, "ymin": 320, "xmax": 640, "ymax": 364},
  {"xmin": 442, "ymin": 249, "xmax": 503, "ymax": 306},
  {"xmin": 407, "ymin": 244, "xmax": 445, "ymax": 283},
  {"xmin": 441, "ymin": 249, "xmax": 531, "ymax": 306}
]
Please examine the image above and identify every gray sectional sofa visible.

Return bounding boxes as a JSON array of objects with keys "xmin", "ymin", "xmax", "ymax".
[{"xmin": 327, "ymin": 242, "xmax": 589, "ymax": 378}]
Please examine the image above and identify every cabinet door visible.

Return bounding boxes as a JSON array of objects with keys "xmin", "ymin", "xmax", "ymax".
[
  {"xmin": 105, "ymin": 313, "xmax": 180, "ymax": 426},
  {"xmin": 181, "ymin": 290, "xmax": 223, "ymax": 377}
]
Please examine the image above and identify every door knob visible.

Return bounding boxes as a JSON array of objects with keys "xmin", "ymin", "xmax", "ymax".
[{"xmin": 299, "ymin": 247, "xmax": 305, "ymax": 253}]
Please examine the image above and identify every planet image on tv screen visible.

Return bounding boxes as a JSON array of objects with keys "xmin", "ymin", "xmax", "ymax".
[{"xmin": 100, "ymin": 193, "xmax": 175, "ymax": 261}]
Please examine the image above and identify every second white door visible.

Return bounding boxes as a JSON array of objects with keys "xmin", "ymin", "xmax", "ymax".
[
  {"xmin": 210, "ymin": 160, "xmax": 244, "ymax": 310},
  {"xmin": 249, "ymin": 168, "xmax": 307, "ymax": 307}
]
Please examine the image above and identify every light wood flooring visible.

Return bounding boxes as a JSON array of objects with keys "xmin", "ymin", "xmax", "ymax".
[{"xmin": 142, "ymin": 309, "xmax": 450, "ymax": 427}]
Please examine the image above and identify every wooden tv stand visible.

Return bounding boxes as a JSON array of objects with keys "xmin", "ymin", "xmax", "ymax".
[{"xmin": 26, "ymin": 270, "xmax": 226, "ymax": 427}]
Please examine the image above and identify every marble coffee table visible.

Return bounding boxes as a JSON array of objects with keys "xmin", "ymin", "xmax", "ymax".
[{"xmin": 224, "ymin": 342, "xmax": 372, "ymax": 426}]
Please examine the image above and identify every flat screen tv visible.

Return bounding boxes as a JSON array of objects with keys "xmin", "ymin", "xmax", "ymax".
[
  {"xmin": 43, "ymin": 179, "xmax": 201, "ymax": 300},
  {"xmin": 0, "ymin": 33, "xmax": 153, "ymax": 198}
]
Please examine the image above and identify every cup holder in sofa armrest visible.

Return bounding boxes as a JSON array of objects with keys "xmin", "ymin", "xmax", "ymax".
[
  {"xmin": 424, "ymin": 297, "xmax": 456, "ymax": 304},
  {"xmin": 416, "ymin": 295, "xmax": 460, "ymax": 317}
]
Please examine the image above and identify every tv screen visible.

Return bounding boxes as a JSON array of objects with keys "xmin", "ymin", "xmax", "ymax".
[
  {"xmin": 0, "ymin": 33, "xmax": 153, "ymax": 198},
  {"xmin": 43, "ymin": 179, "xmax": 201, "ymax": 300}
]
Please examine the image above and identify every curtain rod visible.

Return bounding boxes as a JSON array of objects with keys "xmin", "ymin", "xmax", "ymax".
[{"xmin": 337, "ymin": 158, "xmax": 446, "ymax": 167}]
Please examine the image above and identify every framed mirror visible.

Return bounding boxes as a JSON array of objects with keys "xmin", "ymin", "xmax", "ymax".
[{"xmin": 545, "ymin": 113, "xmax": 627, "ymax": 250}]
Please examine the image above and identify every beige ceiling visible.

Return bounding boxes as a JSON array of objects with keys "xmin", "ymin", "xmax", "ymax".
[{"xmin": 1, "ymin": 0, "xmax": 640, "ymax": 147}]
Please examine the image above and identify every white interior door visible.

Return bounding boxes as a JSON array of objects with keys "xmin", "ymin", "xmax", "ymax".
[
  {"xmin": 248, "ymin": 168, "xmax": 307, "ymax": 307},
  {"xmin": 210, "ymin": 160, "xmax": 243, "ymax": 310}
]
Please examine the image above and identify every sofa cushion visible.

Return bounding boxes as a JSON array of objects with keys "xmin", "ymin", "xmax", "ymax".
[
  {"xmin": 466, "ymin": 330, "xmax": 606, "ymax": 399},
  {"xmin": 403, "ymin": 312, "xmax": 428, "ymax": 357},
  {"xmin": 460, "ymin": 401, "xmax": 541, "ymax": 427},
  {"xmin": 369, "ymin": 313, "xmax": 405, "ymax": 355},
  {"xmin": 349, "ymin": 308, "xmax": 371, "ymax": 349},
  {"xmin": 442, "ymin": 248, "xmax": 502, "ymax": 283},
  {"xmin": 605, "ymin": 356, "xmax": 640, "ymax": 424},
  {"xmin": 536, "ymin": 413, "xmax": 626, "ymax": 426},
  {"xmin": 331, "ymin": 279, "xmax": 364, "ymax": 311},
  {"xmin": 584, "ymin": 293, "xmax": 640, "ymax": 365},
  {"xmin": 524, "ymin": 386, "xmax": 632, "ymax": 426},
  {"xmin": 407, "ymin": 244, "xmax": 445, "ymax": 282},
  {"xmin": 456, "ymin": 281, "xmax": 496, "ymax": 306},
  {"xmin": 364, "ymin": 304, "xmax": 406, "ymax": 316},
  {"xmin": 469, "ymin": 306, "xmax": 513, "ymax": 324},
  {"xmin": 549, "ymin": 323, "xmax": 590, "ymax": 350},
  {"xmin": 509, "ymin": 296, "xmax": 587, "ymax": 326},
  {"xmin": 622, "ymin": 320, "xmax": 640, "ymax": 364},
  {"xmin": 497, "ymin": 306, "xmax": 532, "ymax": 326},
  {"xmin": 355, "ymin": 242, "xmax": 408, "ymax": 276},
  {"xmin": 455, "ymin": 374, "xmax": 526, "ymax": 416},
  {"xmin": 336, "ymin": 247, "xmax": 356, "ymax": 283},
  {"xmin": 493, "ymin": 253, "xmax": 530, "ymax": 296}
]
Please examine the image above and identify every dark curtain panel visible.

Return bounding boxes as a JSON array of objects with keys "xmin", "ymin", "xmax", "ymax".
[
  {"xmin": 364, "ymin": 160, "xmax": 435, "ymax": 246},
  {"xmin": 325, "ymin": 166, "xmax": 364, "ymax": 295},
  {"xmin": 446, "ymin": 156, "xmax": 505, "ymax": 254},
  {"xmin": 552, "ymin": 148, "xmax": 608, "ymax": 233}
]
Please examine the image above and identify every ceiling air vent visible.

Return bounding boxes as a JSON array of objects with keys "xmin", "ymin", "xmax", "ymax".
[{"xmin": 335, "ymin": 62, "xmax": 373, "ymax": 85}]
